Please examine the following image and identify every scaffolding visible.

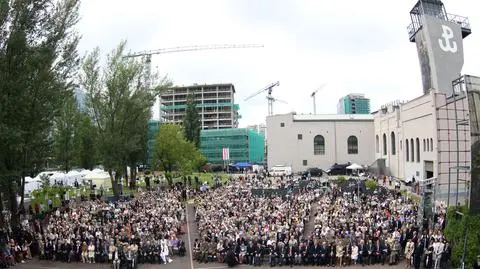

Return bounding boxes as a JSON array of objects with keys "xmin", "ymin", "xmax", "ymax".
[
  {"xmin": 200, "ymin": 128, "xmax": 265, "ymax": 164},
  {"xmin": 434, "ymin": 80, "xmax": 470, "ymax": 207}
]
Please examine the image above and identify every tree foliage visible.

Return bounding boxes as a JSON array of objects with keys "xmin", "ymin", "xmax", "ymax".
[
  {"xmin": 153, "ymin": 123, "xmax": 206, "ymax": 173},
  {"xmin": 444, "ymin": 205, "xmax": 480, "ymax": 268},
  {"xmin": 0, "ymin": 0, "xmax": 80, "ymax": 226},
  {"xmin": 183, "ymin": 94, "xmax": 201, "ymax": 148},
  {"xmin": 80, "ymin": 41, "xmax": 170, "ymax": 196},
  {"xmin": 53, "ymin": 92, "xmax": 79, "ymax": 172},
  {"xmin": 72, "ymin": 112, "xmax": 98, "ymax": 170}
]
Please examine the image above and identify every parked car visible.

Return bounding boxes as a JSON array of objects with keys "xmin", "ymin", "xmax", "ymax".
[
  {"xmin": 326, "ymin": 163, "xmax": 349, "ymax": 175},
  {"xmin": 301, "ymin": 167, "xmax": 323, "ymax": 178}
]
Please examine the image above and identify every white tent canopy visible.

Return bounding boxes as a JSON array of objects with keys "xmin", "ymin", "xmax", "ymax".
[
  {"xmin": 84, "ymin": 171, "xmax": 111, "ymax": 188},
  {"xmin": 346, "ymin": 163, "xmax": 363, "ymax": 170}
]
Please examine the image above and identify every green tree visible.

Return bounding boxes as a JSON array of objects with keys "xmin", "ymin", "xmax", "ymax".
[
  {"xmin": 444, "ymin": 205, "xmax": 480, "ymax": 268},
  {"xmin": 183, "ymin": 94, "xmax": 201, "ymax": 148},
  {"xmin": 0, "ymin": 0, "xmax": 80, "ymax": 226},
  {"xmin": 153, "ymin": 123, "xmax": 205, "ymax": 173},
  {"xmin": 53, "ymin": 92, "xmax": 79, "ymax": 172},
  {"xmin": 80, "ymin": 41, "xmax": 169, "ymax": 196},
  {"xmin": 73, "ymin": 113, "xmax": 98, "ymax": 170}
]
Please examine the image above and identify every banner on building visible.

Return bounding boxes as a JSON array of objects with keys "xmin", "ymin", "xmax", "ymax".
[{"xmin": 222, "ymin": 148, "xmax": 230, "ymax": 161}]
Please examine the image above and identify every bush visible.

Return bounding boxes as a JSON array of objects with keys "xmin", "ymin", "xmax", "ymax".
[
  {"xmin": 336, "ymin": 176, "xmax": 346, "ymax": 184},
  {"xmin": 365, "ymin": 179, "xmax": 377, "ymax": 190},
  {"xmin": 444, "ymin": 206, "xmax": 480, "ymax": 268}
]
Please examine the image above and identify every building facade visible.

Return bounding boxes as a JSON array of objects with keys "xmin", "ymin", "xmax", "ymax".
[
  {"xmin": 200, "ymin": 128, "xmax": 265, "ymax": 165},
  {"xmin": 146, "ymin": 120, "xmax": 160, "ymax": 166},
  {"xmin": 337, "ymin": 94, "xmax": 371, "ymax": 114},
  {"xmin": 266, "ymin": 113, "xmax": 375, "ymax": 172},
  {"xmin": 160, "ymin": 83, "xmax": 239, "ymax": 130},
  {"xmin": 374, "ymin": 90, "xmax": 470, "ymax": 205}
]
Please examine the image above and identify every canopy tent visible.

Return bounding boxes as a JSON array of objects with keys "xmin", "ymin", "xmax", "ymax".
[
  {"xmin": 83, "ymin": 171, "xmax": 111, "ymax": 188},
  {"xmin": 232, "ymin": 162, "xmax": 252, "ymax": 168},
  {"xmin": 346, "ymin": 163, "xmax": 363, "ymax": 170},
  {"xmin": 49, "ymin": 172, "xmax": 68, "ymax": 185},
  {"xmin": 24, "ymin": 177, "xmax": 41, "ymax": 194}
]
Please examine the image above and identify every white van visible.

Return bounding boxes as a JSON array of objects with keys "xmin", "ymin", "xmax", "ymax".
[{"xmin": 269, "ymin": 165, "xmax": 292, "ymax": 177}]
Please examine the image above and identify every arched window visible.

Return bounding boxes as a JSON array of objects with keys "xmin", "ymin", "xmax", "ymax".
[
  {"xmin": 427, "ymin": 139, "xmax": 430, "ymax": 152},
  {"xmin": 375, "ymin": 135, "xmax": 379, "ymax": 153},
  {"xmin": 313, "ymin": 135, "xmax": 325, "ymax": 155},
  {"xmin": 347, "ymin": 135, "xmax": 358, "ymax": 154},
  {"xmin": 410, "ymin": 138, "xmax": 415, "ymax": 162},
  {"xmin": 423, "ymin": 139, "xmax": 426, "ymax": 152},
  {"xmin": 382, "ymin": 133, "xmax": 387, "ymax": 155},
  {"xmin": 391, "ymin": 132, "xmax": 396, "ymax": 155},
  {"xmin": 416, "ymin": 138, "xmax": 420, "ymax": 162},
  {"xmin": 430, "ymin": 138, "xmax": 434, "ymax": 151},
  {"xmin": 406, "ymin": 139, "xmax": 409, "ymax": 161}
]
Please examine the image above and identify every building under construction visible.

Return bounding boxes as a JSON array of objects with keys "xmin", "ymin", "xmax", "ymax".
[
  {"xmin": 159, "ymin": 83, "xmax": 239, "ymax": 129},
  {"xmin": 200, "ymin": 128, "xmax": 265, "ymax": 165}
]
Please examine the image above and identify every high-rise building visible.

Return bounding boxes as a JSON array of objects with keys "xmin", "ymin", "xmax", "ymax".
[
  {"xmin": 159, "ymin": 83, "xmax": 239, "ymax": 129},
  {"xmin": 337, "ymin": 94, "xmax": 370, "ymax": 114}
]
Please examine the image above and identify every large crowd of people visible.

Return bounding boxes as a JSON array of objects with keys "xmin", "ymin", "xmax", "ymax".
[
  {"xmin": 0, "ymin": 171, "xmax": 457, "ymax": 269},
  {"xmin": 193, "ymin": 174, "xmax": 452, "ymax": 269},
  {"xmin": 0, "ymin": 188, "xmax": 187, "ymax": 268}
]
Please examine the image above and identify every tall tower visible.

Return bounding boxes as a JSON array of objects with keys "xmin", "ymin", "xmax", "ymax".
[{"xmin": 408, "ymin": 0, "xmax": 471, "ymax": 95}]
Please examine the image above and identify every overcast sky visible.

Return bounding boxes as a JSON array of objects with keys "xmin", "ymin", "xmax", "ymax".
[{"xmin": 76, "ymin": 0, "xmax": 480, "ymax": 127}]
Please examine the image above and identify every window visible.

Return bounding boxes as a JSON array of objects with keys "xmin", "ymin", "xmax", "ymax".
[
  {"xmin": 391, "ymin": 132, "xmax": 396, "ymax": 155},
  {"xmin": 423, "ymin": 139, "xmax": 426, "ymax": 152},
  {"xmin": 298, "ymin": 134, "xmax": 303, "ymax": 140},
  {"xmin": 382, "ymin": 133, "xmax": 387, "ymax": 155},
  {"xmin": 406, "ymin": 139, "xmax": 409, "ymax": 161},
  {"xmin": 280, "ymin": 122, "xmax": 285, "ymax": 127},
  {"xmin": 410, "ymin": 138, "xmax": 415, "ymax": 162},
  {"xmin": 430, "ymin": 138, "xmax": 434, "ymax": 151},
  {"xmin": 427, "ymin": 139, "xmax": 430, "ymax": 152},
  {"xmin": 303, "ymin": 160, "xmax": 308, "ymax": 166},
  {"xmin": 416, "ymin": 138, "xmax": 420, "ymax": 162},
  {"xmin": 347, "ymin": 135, "xmax": 358, "ymax": 154},
  {"xmin": 375, "ymin": 135, "xmax": 379, "ymax": 153},
  {"xmin": 313, "ymin": 135, "xmax": 325, "ymax": 155}
]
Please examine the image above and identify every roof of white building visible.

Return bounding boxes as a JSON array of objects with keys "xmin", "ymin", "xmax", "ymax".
[
  {"xmin": 293, "ymin": 114, "xmax": 374, "ymax": 121},
  {"xmin": 268, "ymin": 113, "xmax": 374, "ymax": 121}
]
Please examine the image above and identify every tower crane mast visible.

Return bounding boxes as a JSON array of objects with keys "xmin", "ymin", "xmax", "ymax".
[{"xmin": 244, "ymin": 81, "xmax": 285, "ymax": 116}]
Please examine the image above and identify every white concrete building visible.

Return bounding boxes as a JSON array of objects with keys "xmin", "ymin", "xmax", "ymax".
[
  {"xmin": 266, "ymin": 113, "xmax": 375, "ymax": 173},
  {"xmin": 374, "ymin": 90, "xmax": 470, "ymax": 204}
]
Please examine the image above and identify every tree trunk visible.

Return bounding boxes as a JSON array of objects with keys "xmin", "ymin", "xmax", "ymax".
[
  {"xmin": 8, "ymin": 180, "xmax": 20, "ymax": 228},
  {"xmin": 129, "ymin": 161, "xmax": 136, "ymax": 188},
  {"xmin": 108, "ymin": 170, "xmax": 119, "ymax": 198},
  {"xmin": 124, "ymin": 165, "xmax": 130, "ymax": 190},
  {"xmin": 19, "ymin": 173, "xmax": 26, "ymax": 212}
]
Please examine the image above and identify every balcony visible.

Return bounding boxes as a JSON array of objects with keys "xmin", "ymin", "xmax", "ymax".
[{"xmin": 408, "ymin": 13, "xmax": 471, "ymax": 42}]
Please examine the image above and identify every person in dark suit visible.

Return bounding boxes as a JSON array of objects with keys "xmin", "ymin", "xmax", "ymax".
[{"xmin": 413, "ymin": 241, "xmax": 423, "ymax": 269}]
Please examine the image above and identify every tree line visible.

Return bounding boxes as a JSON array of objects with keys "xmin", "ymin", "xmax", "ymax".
[{"xmin": 0, "ymin": 0, "xmax": 204, "ymax": 228}]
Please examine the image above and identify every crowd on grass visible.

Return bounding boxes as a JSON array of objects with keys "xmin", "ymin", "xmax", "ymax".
[
  {"xmin": 193, "ymin": 174, "xmax": 453, "ymax": 269},
  {"xmin": 0, "ymin": 188, "xmax": 187, "ymax": 268}
]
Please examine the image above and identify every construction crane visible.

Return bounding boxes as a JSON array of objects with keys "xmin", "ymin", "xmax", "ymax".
[
  {"xmin": 311, "ymin": 84, "xmax": 326, "ymax": 114},
  {"xmin": 244, "ymin": 81, "xmax": 286, "ymax": 116},
  {"xmin": 124, "ymin": 44, "xmax": 264, "ymax": 88}
]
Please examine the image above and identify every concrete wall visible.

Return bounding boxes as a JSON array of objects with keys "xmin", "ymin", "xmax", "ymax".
[{"xmin": 267, "ymin": 113, "xmax": 375, "ymax": 173}]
